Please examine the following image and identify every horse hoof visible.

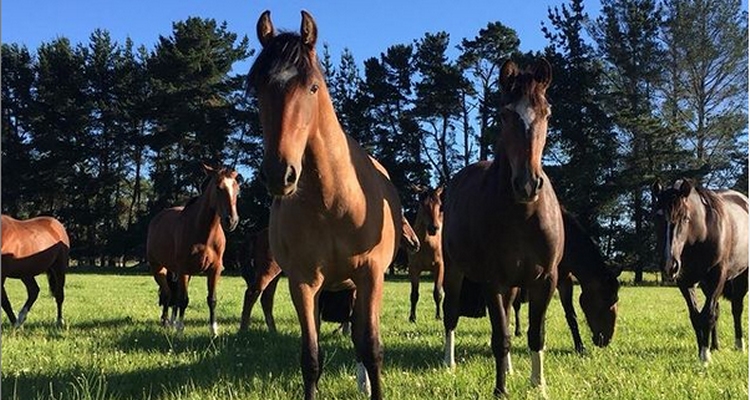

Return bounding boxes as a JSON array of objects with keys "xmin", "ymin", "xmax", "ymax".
[
  {"xmin": 356, "ymin": 362, "xmax": 371, "ymax": 396},
  {"xmin": 15, "ymin": 309, "xmax": 28, "ymax": 327},
  {"xmin": 699, "ymin": 347, "xmax": 712, "ymax": 365},
  {"xmin": 735, "ymin": 338, "xmax": 745, "ymax": 351},
  {"xmin": 409, "ymin": 315, "xmax": 416, "ymax": 323},
  {"xmin": 210, "ymin": 322, "xmax": 219, "ymax": 337},
  {"xmin": 175, "ymin": 321, "xmax": 185, "ymax": 333},
  {"xmin": 56, "ymin": 318, "xmax": 66, "ymax": 328}
]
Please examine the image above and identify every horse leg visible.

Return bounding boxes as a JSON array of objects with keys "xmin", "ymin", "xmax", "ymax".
[
  {"xmin": 678, "ymin": 285, "xmax": 704, "ymax": 358},
  {"xmin": 175, "ymin": 274, "xmax": 190, "ymax": 333},
  {"xmin": 558, "ymin": 274, "xmax": 584, "ymax": 353},
  {"xmin": 240, "ymin": 286, "xmax": 262, "ymax": 332},
  {"xmin": 207, "ymin": 267, "xmax": 221, "ymax": 337},
  {"xmin": 730, "ymin": 270, "xmax": 748, "ymax": 351},
  {"xmin": 261, "ymin": 274, "xmax": 280, "ymax": 333},
  {"xmin": 350, "ymin": 271, "xmax": 384, "ymax": 400},
  {"xmin": 16, "ymin": 276, "xmax": 40, "ymax": 327},
  {"xmin": 433, "ymin": 262, "xmax": 444, "ymax": 320},
  {"xmin": 408, "ymin": 266, "xmax": 419, "ymax": 323},
  {"xmin": 289, "ymin": 279, "xmax": 322, "ymax": 400},
  {"xmin": 527, "ymin": 272, "xmax": 557, "ymax": 392},
  {"xmin": 1, "ymin": 278, "xmax": 17, "ymax": 325},
  {"xmin": 50, "ymin": 252, "xmax": 67, "ymax": 327},
  {"xmin": 484, "ymin": 286, "xmax": 511, "ymax": 397},
  {"xmin": 153, "ymin": 267, "xmax": 172, "ymax": 326},
  {"xmin": 698, "ymin": 270, "xmax": 727, "ymax": 364},
  {"xmin": 442, "ymin": 259, "xmax": 463, "ymax": 369},
  {"xmin": 508, "ymin": 287, "xmax": 521, "ymax": 337},
  {"xmin": 700, "ymin": 281, "xmax": 720, "ymax": 351}
]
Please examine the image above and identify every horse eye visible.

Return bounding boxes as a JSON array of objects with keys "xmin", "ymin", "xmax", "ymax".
[{"xmin": 310, "ymin": 83, "xmax": 319, "ymax": 94}]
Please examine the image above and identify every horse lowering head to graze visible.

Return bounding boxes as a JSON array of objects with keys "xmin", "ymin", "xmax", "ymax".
[
  {"xmin": 441, "ymin": 58, "xmax": 563, "ymax": 397},
  {"xmin": 247, "ymin": 10, "xmax": 404, "ymax": 400},
  {"xmin": 146, "ymin": 163, "xmax": 240, "ymax": 336},
  {"xmin": 1, "ymin": 215, "xmax": 69, "ymax": 327},
  {"xmin": 652, "ymin": 179, "xmax": 748, "ymax": 364}
]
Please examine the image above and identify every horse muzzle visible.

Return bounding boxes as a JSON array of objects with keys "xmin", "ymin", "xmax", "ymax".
[
  {"xmin": 262, "ymin": 159, "xmax": 299, "ymax": 197},
  {"xmin": 222, "ymin": 215, "xmax": 239, "ymax": 232},
  {"xmin": 663, "ymin": 258, "xmax": 681, "ymax": 281},
  {"xmin": 512, "ymin": 175, "xmax": 544, "ymax": 203}
]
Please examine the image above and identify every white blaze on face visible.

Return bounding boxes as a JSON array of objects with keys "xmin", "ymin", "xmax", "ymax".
[
  {"xmin": 663, "ymin": 215, "xmax": 673, "ymax": 267},
  {"xmin": 221, "ymin": 177, "xmax": 236, "ymax": 202},
  {"xmin": 513, "ymin": 96, "xmax": 536, "ymax": 132}
]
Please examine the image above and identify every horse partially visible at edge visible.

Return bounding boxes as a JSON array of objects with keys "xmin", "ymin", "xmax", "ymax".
[
  {"xmin": 652, "ymin": 179, "xmax": 748, "ymax": 364},
  {"xmin": 146, "ymin": 163, "xmax": 240, "ymax": 336},
  {"xmin": 1, "ymin": 215, "xmax": 69, "ymax": 327}
]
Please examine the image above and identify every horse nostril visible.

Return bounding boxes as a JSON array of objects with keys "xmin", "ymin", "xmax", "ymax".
[
  {"xmin": 285, "ymin": 165, "xmax": 297, "ymax": 186},
  {"xmin": 536, "ymin": 176, "xmax": 544, "ymax": 191}
]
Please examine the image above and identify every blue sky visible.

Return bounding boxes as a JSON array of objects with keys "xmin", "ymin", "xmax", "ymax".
[{"xmin": 3, "ymin": 0, "xmax": 605, "ymax": 73}]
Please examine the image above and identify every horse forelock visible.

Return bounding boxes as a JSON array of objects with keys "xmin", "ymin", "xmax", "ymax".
[{"xmin": 247, "ymin": 32, "xmax": 317, "ymax": 93}]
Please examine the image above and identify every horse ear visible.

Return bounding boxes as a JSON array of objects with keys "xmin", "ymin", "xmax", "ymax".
[
  {"xmin": 257, "ymin": 10, "xmax": 275, "ymax": 48},
  {"xmin": 434, "ymin": 186, "xmax": 444, "ymax": 198},
  {"xmin": 651, "ymin": 180, "xmax": 662, "ymax": 199},
  {"xmin": 500, "ymin": 60, "xmax": 518, "ymax": 90},
  {"xmin": 300, "ymin": 10, "xmax": 317, "ymax": 48},
  {"xmin": 533, "ymin": 58, "xmax": 552, "ymax": 90},
  {"xmin": 679, "ymin": 179, "xmax": 692, "ymax": 197},
  {"xmin": 201, "ymin": 163, "xmax": 215, "ymax": 175}
]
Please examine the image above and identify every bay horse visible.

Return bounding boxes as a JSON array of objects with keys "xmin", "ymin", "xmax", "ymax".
[
  {"xmin": 247, "ymin": 10, "xmax": 404, "ymax": 400},
  {"xmin": 511, "ymin": 207, "xmax": 621, "ymax": 353},
  {"xmin": 441, "ymin": 58, "xmax": 563, "ymax": 396},
  {"xmin": 240, "ymin": 216, "xmax": 419, "ymax": 333},
  {"xmin": 1, "ymin": 215, "xmax": 69, "ymax": 327},
  {"xmin": 652, "ymin": 179, "xmax": 748, "ymax": 364},
  {"xmin": 407, "ymin": 185, "xmax": 444, "ymax": 323},
  {"xmin": 146, "ymin": 163, "xmax": 240, "ymax": 336}
]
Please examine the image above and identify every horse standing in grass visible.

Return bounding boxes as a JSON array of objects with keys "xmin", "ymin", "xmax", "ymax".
[
  {"xmin": 511, "ymin": 207, "xmax": 621, "ymax": 353},
  {"xmin": 652, "ymin": 179, "xmax": 748, "ymax": 364},
  {"xmin": 408, "ymin": 185, "xmax": 444, "ymax": 323},
  {"xmin": 247, "ymin": 10, "xmax": 404, "ymax": 400},
  {"xmin": 1, "ymin": 215, "xmax": 69, "ymax": 327},
  {"xmin": 441, "ymin": 59, "xmax": 563, "ymax": 397},
  {"xmin": 146, "ymin": 164, "xmax": 239, "ymax": 336}
]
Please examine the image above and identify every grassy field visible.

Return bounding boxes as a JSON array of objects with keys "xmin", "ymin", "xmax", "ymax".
[{"xmin": 1, "ymin": 271, "xmax": 747, "ymax": 400}]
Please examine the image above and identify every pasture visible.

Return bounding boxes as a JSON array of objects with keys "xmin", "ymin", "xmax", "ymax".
[{"xmin": 1, "ymin": 271, "xmax": 747, "ymax": 400}]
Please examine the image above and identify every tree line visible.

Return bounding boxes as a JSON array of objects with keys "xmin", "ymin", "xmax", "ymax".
[{"xmin": 2, "ymin": 0, "xmax": 747, "ymax": 281}]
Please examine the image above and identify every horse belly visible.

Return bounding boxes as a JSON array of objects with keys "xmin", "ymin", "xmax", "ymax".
[{"xmin": 1, "ymin": 251, "xmax": 56, "ymax": 278}]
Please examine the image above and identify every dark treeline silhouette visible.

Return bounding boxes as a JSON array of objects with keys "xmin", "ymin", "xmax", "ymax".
[{"xmin": 2, "ymin": 1, "xmax": 747, "ymax": 281}]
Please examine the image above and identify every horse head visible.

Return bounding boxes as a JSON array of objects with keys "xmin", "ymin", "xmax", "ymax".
[
  {"xmin": 202, "ymin": 163, "xmax": 240, "ymax": 232},
  {"xmin": 248, "ymin": 10, "xmax": 326, "ymax": 197},
  {"xmin": 579, "ymin": 266, "xmax": 621, "ymax": 347},
  {"xmin": 652, "ymin": 179, "xmax": 693, "ymax": 280},
  {"xmin": 498, "ymin": 59, "xmax": 552, "ymax": 203},
  {"xmin": 415, "ymin": 185, "xmax": 444, "ymax": 236}
]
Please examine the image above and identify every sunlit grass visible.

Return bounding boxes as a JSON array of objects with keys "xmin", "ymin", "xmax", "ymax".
[{"xmin": 1, "ymin": 272, "xmax": 747, "ymax": 399}]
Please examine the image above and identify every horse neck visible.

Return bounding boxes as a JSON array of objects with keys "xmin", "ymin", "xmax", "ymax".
[
  {"xmin": 299, "ymin": 93, "xmax": 359, "ymax": 203},
  {"xmin": 185, "ymin": 192, "xmax": 221, "ymax": 240}
]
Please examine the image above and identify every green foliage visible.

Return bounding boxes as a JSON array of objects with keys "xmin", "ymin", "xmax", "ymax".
[{"xmin": 1, "ymin": 274, "xmax": 747, "ymax": 399}]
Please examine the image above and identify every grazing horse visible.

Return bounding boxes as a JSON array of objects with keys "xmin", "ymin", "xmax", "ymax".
[
  {"xmin": 1, "ymin": 215, "xmax": 69, "ymax": 327},
  {"xmin": 441, "ymin": 58, "xmax": 563, "ymax": 396},
  {"xmin": 146, "ymin": 164, "xmax": 240, "ymax": 336},
  {"xmin": 511, "ymin": 207, "xmax": 621, "ymax": 353},
  {"xmin": 408, "ymin": 185, "xmax": 444, "ymax": 323},
  {"xmin": 652, "ymin": 179, "xmax": 748, "ymax": 364},
  {"xmin": 247, "ymin": 10, "xmax": 404, "ymax": 400}
]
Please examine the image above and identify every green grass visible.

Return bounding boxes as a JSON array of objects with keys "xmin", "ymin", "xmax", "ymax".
[{"xmin": 1, "ymin": 272, "xmax": 747, "ymax": 399}]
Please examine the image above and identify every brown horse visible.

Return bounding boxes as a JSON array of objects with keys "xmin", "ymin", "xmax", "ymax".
[
  {"xmin": 240, "ymin": 216, "xmax": 419, "ymax": 333},
  {"xmin": 408, "ymin": 185, "xmax": 444, "ymax": 323},
  {"xmin": 652, "ymin": 179, "xmax": 748, "ymax": 364},
  {"xmin": 1, "ymin": 215, "xmax": 69, "ymax": 327},
  {"xmin": 247, "ymin": 10, "xmax": 404, "ymax": 400},
  {"xmin": 511, "ymin": 207, "xmax": 621, "ymax": 353},
  {"xmin": 146, "ymin": 164, "xmax": 239, "ymax": 336},
  {"xmin": 441, "ymin": 59, "xmax": 563, "ymax": 396}
]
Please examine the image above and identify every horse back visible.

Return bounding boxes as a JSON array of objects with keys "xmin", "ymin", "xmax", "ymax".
[
  {"xmin": 1, "ymin": 215, "xmax": 69, "ymax": 278},
  {"xmin": 718, "ymin": 190, "xmax": 749, "ymax": 279}
]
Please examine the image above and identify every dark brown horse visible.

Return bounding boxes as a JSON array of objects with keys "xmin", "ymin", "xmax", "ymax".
[
  {"xmin": 652, "ymin": 179, "xmax": 748, "ymax": 364},
  {"xmin": 441, "ymin": 59, "xmax": 563, "ymax": 396},
  {"xmin": 1, "ymin": 215, "xmax": 69, "ymax": 327},
  {"xmin": 408, "ymin": 185, "xmax": 444, "ymax": 323},
  {"xmin": 511, "ymin": 208, "xmax": 621, "ymax": 353},
  {"xmin": 146, "ymin": 164, "xmax": 240, "ymax": 336},
  {"xmin": 247, "ymin": 10, "xmax": 404, "ymax": 400}
]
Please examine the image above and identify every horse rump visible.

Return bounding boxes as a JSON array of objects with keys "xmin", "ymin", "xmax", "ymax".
[
  {"xmin": 459, "ymin": 277, "xmax": 486, "ymax": 318},
  {"xmin": 319, "ymin": 288, "xmax": 355, "ymax": 323}
]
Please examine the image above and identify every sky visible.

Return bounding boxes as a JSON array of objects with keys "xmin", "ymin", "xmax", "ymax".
[{"xmin": 3, "ymin": 0, "xmax": 606, "ymax": 73}]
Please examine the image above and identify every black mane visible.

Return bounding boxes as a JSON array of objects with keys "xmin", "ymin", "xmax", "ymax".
[{"xmin": 247, "ymin": 32, "xmax": 317, "ymax": 93}]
